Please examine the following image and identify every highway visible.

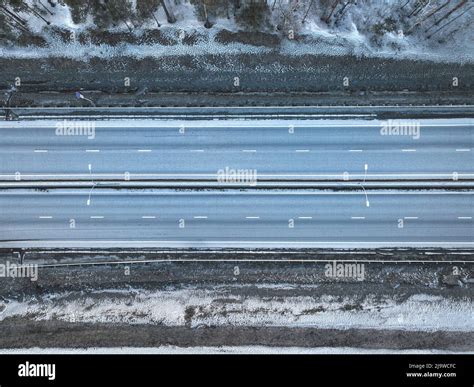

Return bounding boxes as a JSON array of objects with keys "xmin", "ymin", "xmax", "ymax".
[
  {"xmin": 0, "ymin": 118, "xmax": 472, "ymax": 182},
  {"xmin": 0, "ymin": 189, "xmax": 472, "ymax": 248},
  {"xmin": 0, "ymin": 117, "xmax": 472, "ymax": 249}
]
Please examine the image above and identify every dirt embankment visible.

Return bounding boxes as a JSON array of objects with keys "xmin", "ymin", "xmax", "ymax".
[{"xmin": 0, "ymin": 254, "xmax": 472, "ymax": 350}]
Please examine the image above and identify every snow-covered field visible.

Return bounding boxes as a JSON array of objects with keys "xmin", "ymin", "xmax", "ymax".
[{"xmin": 1, "ymin": 287, "xmax": 472, "ymax": 332}]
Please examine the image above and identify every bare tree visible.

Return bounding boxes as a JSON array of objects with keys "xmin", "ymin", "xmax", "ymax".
[
  {"xmin": 408, "ymin": 0, "xmax": 430, "ymax": 18},
  {"xmin": 161, "ymin": 0, "xmax": 176, "ymax": 23},
  {"xmin": 203, "ymin": 1, "xmax": 213, "ymax": 28},
  {"xmin": 400, "ymin": 0, "xmax": 411, "ymax": 10},
  {"xmin": 302, "ymin": 0, "xmax": 314, "ymax": 24},
  {"xmin": 0, "ymin": 5, "xmax": 28, "ymax": 26},
  {"xmin": 2, "ymin": 16, "xmax": 29, "ymax": 33},
  {"xmin": 407, "ymin": 0, "xmax": 449, "ymax": 32},
  {"xmin": 24, "ymin": 3, "xmax": 51, "ymax": 25},
  {"xmin": 427, "ymin": 3, "xmax": 472, "ymax": 38},
  {"xmin": 324, "ymin": 0, "xmax": 341, "ymax": 24},
  {"xmin": 426, "ymin": 0, "xmax": 468, "ymax": 32},
  {"xmin": 38, "ymin": 1, "xmax": 54, "ymax": 15},
  {"xmin": 334, "ymin": 0, "xmax": 354, "ymax": 22}
]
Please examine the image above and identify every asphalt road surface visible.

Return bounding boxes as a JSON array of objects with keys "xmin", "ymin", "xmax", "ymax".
[
  {"xmin": 0, "ymin": 118, "xmax": 472, "ymax": 182},
  {"xmin": 1, "ymin": 190, "xmax": 472, "ymax": 248},
  {"xmin": 1, "ymin": 117, "xmax": 472, "ymax": 248}
]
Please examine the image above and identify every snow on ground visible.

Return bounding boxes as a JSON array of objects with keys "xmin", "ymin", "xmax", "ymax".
[
  {"xmin": 1, "ymin": 287, "xmax": 472, "ymax": 332},
  {"xmin": 281, "ymin": 0, "xmax": 474, "ymax": 63},
  {"xmin": 0, "ymin": 0, "xmax": 472, "ymax": 63},
  {"xmin": 2, "ymin": 117, "xmax": 470, "ymax": 129},
  {"xmin": 0, "ymin": 346, "xmax": 469, "ymax": 354}
]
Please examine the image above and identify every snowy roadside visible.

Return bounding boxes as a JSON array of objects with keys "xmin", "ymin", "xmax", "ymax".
[
  {"xmin": 1, "ymin": 0, "xmax": 473, "ymax": 64},
  {"xmin": 1, "ymin": 287, "xmax": 472, "ymax": 332},
  {"xmin": 0, "ymin": 254, "xmax": 471, "ymax": 349},
  {"xmin": 2, "ymin": 4, "xmax": 472, "ymax": 106},
  {"xmin": 1, "ymin": 53, "xmax": 472, "ymax": 105},
  {"xmin": 2, "ymin": 25, "xmax": 472, "ymax": 64},
  {"xmin": 0, "ymin": 346, "xmax": 469, "ymax": 354}
]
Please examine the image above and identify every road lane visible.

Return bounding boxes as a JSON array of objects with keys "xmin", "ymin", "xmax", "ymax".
[
  {"xmin": 1, "ymin": 190, "xmax": 472, "ymax": 248},
  {"xmin": 1, "ymin": 118, "xmax": 472, "ymax": 181}
]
